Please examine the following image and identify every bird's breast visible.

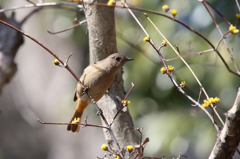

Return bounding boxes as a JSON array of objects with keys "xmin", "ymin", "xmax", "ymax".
[{"xmin": 80, "ymin": 64, "xmax": 116, "ymax": 102}]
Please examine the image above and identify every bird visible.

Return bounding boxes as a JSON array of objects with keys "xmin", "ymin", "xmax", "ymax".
[{"xmin": 67, "ymin": 53, "xmax": 134, "ymax": 132}]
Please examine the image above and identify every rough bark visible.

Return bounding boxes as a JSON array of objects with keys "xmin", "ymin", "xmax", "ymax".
[
  {"xmin": 0, "ymin": 12, "xmax": 24, "ymax": 93},
  {"xmin": 209, "ymin": 85, "xmax": 240, "ymax": 159},
  {"xmin": 83, "ymin": 0, "xmax": 139, "ymax": 158}
]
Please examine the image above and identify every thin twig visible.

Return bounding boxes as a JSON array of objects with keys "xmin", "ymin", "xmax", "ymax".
[
  {"xmin": 165, "ymin": 49, "xmax": 214, "ymax": 62},
  {"xmin": 201, "ymin": 0, "xmax": 240, "ymax": 73},
  {"xmin": 37, "ymin": 119, "xmax": 108, "ymax": 129},
  {"xmin": 48, "ymin": 20, "xmax": 87, "ymax": 34},
  {"xmin": 133, "ymin": 153, "xmax": 139, "ymax": 159},
  {"xmin": 0, "ymin": 2, "xmax": 82, "ymax": 12},
  {"xmin": 120, "ymin": 0, "xmax": 149, "ymax": 37},
  {"xmin": 110, "ymin": 82, "xmax": 135, "ymax": 126},
  {"xmin": 65, "ymin": 53, "xmax": 73, "ymax": 67},
  {"xmin": 201, "ymin": 0, "xmax": 231, "ymax": 25},
  {"xmin": 20, "ymin": 7, "xmax": 41, "ymax": 25},
  {"xmin": 123, "ymin": 82, "xmax": 134, "ymax": 101},
  {"xmin": 215, "ymin": 31, "xmax": 231, "ymax": 50},
  {"xmin": 116, "ymin": 31, "xmax": 161, "ymax": 66},
  {"xmin": 236, "ymin": 0, "xmax": 240, "ymax": 12},
  {"xmin": 27, "ymin": 0, "xmax": 36, "ymax": 6},
  {"xmin": 192, "ymin": 87, "xmax": 203, "ymax": 107},
  {"xmin": 135, "ymin": 128, "xmax": 143, "ymax": 156}
]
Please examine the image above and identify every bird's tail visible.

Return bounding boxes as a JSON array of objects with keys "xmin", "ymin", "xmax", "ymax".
[{"xmin": 67, "ymin": 100, "xmax": 87, "ymax": 132}]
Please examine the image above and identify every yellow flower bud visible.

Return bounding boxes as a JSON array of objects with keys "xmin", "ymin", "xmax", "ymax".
[
  {"xmin": 229, "ymin": 25, "xmax": 239, "ymax": 34},
  {"xmin": 212, "ymin": 97, "xmax": 220, "ymax": 104},
  {"xmin": 143, "ymin": 36, "xmax": 150, "ymax": 42},
  {"xmin": 161, "ymin": 39, "xmax": 168, "ymax": 46},
  {"xmin": 71, "ymin": 117, "xmax": 80, "ymax": 124},
  {"xmin": 126, "ymin": 145, "xmax": 133, "ymax": 153},
  {"xmin": 202, "ymin": 99, "xmax": 210, "ymax": 108},
  {"xmin": 160, "ymin": 67, "xmax": 167, "ymax": 74},
  {"xmin": 52, "ymin": 59, "xmax": 59, "ymax": 66},
  {"xmin": 180, "ymin": 81, "xmax": 186, "ymax": 88},
  {"xmin": 101, "ymin": 144, "xmax": 108, "ymax": 151},
  {"xmin": 168, "ymin": 65, "xmax": 174, "ymax": 72},
  {"xmin": 171, "ymin": 9, "xmax": 177, "ymax": 17},
  {"xmin": 162, "ymin": 5, "xmax": 169, "ymax": 12},
  {"xmin": 236, "ymin": 14, "xmax": 240, "ymax": 21}
]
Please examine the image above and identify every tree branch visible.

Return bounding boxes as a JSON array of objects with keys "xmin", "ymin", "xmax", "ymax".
[{"xmin": 209, "ymin": 85, "xmax": 240, "ymax": 159}]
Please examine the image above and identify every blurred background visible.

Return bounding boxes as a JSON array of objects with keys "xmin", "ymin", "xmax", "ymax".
[{"xmin": 0, "ymin": 0, "xmax": 240, "ymax": 158}]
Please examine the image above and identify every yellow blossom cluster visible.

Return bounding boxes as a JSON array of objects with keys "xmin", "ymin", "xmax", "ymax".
[
  {"xmin": 122, "ymin": 100, "xmax": 131, "ymax": 106},
  {"xmin": 229, "ymin": 25, "xmax": 239, "ymax": 34},
  {"xmin": 161, "ymin": 65, "xmax": 174, "ymax": 74},
  {"xmin": 202, "ymin": 97, "xmax": 220, "ymax": 108},
  {"xmin": 71, "ymin": 117, "xmax": 80, "ymax": 124},
  {"xmin": 162, "ymin": 5, "xmax": 177, "ymax": 17}
]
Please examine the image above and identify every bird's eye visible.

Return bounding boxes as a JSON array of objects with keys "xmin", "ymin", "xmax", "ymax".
[{"xmin": 115, "ymin": 57, "xmax": 121, "ymax": 61}]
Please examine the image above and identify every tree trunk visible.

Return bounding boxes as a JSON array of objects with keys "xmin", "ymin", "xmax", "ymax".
[
  {"xmin": 209, "ymin": 85, "xmax": 240, "ymax": 159},
  {"xmin": 83, "ymin": 0, "xmax": 139, "ymax": 158}
]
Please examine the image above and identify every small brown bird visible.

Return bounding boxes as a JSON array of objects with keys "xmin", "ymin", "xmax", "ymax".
[{"xmin": 67, "ymin": 53, "xmax": 134, "ymax": 132}]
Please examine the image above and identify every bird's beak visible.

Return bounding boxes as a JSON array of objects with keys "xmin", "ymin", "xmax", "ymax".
[{"xmin": 126, "ymin": 57, "xmax": 134, "ymax": 61}]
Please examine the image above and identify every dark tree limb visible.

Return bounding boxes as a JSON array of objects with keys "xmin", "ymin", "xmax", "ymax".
[
  {"xmin": 0, "ymin": 12, "xmax": 24, "ymax": 93},
  {"xmin": 209, "ymin": 85, "xmax": 240, "ymax": 159},
  {"xmin": 0, "ymin": 7, "xmax": 41, "ymax": 93}
]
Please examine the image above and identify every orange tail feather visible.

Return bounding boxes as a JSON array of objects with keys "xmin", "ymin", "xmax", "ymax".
[
  {"xmin": 67, "ymin": 109, "xmax": 83, "ymax": 132},
  {"xmin": 67, "ymin": 100, "xmax": 88, "ymax": 133}
]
